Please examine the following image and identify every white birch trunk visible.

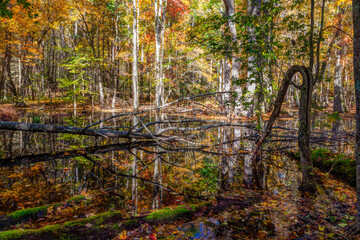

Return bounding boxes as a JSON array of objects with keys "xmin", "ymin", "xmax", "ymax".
[
  {"xmin": 219, "ymin": 60, "xmax": 223, "ymax": 106},
  {"xmin": 99, "ymin": 80, "xmax": 104, "ymax": 107},
  {"xmin": 223, "ymin": 0, "xmax": 241, "ymax": 116},
  {"xmin": 155, "ymin": 0, "xmax": 167, "ymax": 107},
  {"xmin": 223, "ymin": 59, "xmax": 232, "ymax": 114},
  {"xmin": 132, "ymin": 0, "xmax": 140, "ymax": 110},
  {"xmin": 244, "ymin": 0, "xmax": 261, "ymax": 117},
  {"xmin": 333, "ymin": 49, "xmax": 343, "ymax": 113}
]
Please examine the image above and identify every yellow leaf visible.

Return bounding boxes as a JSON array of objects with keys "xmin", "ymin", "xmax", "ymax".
[{"xmin": 119, "ymin": 230, "xmax": 127, "ymax": 240}]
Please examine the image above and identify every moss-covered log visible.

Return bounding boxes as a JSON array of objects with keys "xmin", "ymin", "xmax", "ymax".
[
  {"xmin": 0, "ymin": 196, "xmax": 258, "ymax": 240},
  {"xmin": 0, "ymin": 195, "xmax": 86, "ymax": 231},
  {"xmin": 0, "ymin": 210, "xmax": 122, "ymax": 240},
  {"xmin": 311, "ymin": 148, "xmax": 356, "ymax": 186},
  {"xmin": 287, "ymin": 148, "xmax": 355, "ymax": 187},
  {"xmin": 0, "ymin": 204, "xmax": 208, "ymax": 240}
]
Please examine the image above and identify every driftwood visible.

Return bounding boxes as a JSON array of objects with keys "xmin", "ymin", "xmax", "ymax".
[{"xmin": 0, "ymin": 121, "xmax": 154, "ymax": 139}]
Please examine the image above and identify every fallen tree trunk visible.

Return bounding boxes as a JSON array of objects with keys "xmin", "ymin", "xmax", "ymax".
[
  {"xmin": 0, "ymin": 196, "xmax": 260, "ymax": 240},
  {"xmin": 286, "ymin": 149, "xmax": 356, "ymax": 187},
  {"xmin": 0, "ymin": 121, "xmax": 154, "ymax": 139}
]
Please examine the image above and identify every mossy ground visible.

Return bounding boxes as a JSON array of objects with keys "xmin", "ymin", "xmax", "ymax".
[
  {"xmin": 287, "ymin": 148, "xmax": 355, "ymax": 187},
  {"xmin": 0, "ymin": 201, "xmax": 212, "ymax": 240},
  {"xmin": 311, "ymin": 148, "xmax": 355, "ymax": 186},
  {"xmin": 0, "ymin": 211, "xmax": 122, "ymax": 240},
  {"xmin": 0, "ymin": 195, "xmax": 88, "ymax": 232}
]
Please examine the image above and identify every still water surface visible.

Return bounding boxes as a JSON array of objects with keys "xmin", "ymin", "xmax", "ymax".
[{"xmin": 0, "ymin": 109, "xmax": 355, "ymax": 238}]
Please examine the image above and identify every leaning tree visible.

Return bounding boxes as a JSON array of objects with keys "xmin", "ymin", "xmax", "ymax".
[{"xmin": 250, "ymin": 0, "xmax": 332, "ymax": 192}]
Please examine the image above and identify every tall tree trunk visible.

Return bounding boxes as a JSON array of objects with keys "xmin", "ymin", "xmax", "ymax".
[
  {"xmin": 244, "ymin": 0, "xmax": 261, "ymax": 117},
  {"xmin": 298, "ymin": 69, "xmax": 317, "ymax": 192},
  {"xmin": 152, "ymin": 112, "xmax": 163, "ymax": 209},
  {"xmin": 3, "ymin": 31, "xmax": 17, "ymax": 98},
  {"xmin": 155, "ymin": 0, "xmax": 167, "ymax": 107},
  {"xmin": 351, "ymin": 0, "xmax": 360, "ymax": 233},
  {"xmin": 219, "ymin": 60, "xmax": 223, "ymax": 106},
  {"xmin": 333, "ymin": 48, "xmax": 344, "ymax": 113},
  {"xmin": 220, "ymin": 127, "xmax": 237, "ymax": 189},
  {"xmin": 98, "ymin": 80, "xmax": 104, "ymax": 107},
  {"xmin": 132, "ymin": 0, "xmax": 140, "ymax": 110},
  {"xmin": 223, "ymin": 0, "xmax": 241, "ymax": 115},
  {"xmin": 131, "ymin": 116, "xmax": 140, "ymax": 214},
  {"xmin": 223, "ymin": 59, "xmax": 232, "ymax": 114}
]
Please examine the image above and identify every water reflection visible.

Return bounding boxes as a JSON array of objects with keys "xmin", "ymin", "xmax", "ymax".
[{"xmin": 0, "ymin": 110, "xmax": 355, "ymax": 220}]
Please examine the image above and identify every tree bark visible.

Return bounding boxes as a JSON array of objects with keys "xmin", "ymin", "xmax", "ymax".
[
  {"xmin": 223, "ymin": 59, "xmax": 232, "ymax": 114},
  {"xmin": 244, "ymin": 0, "xmax": 261, "ymax": 117},
  {"xmin": 333, "ymin": 48, "xmax": 344, "ymax": 113},
  {"xmin": 352, "ymin": 0, "xmax": 360, "ymax": 231},
  {"xmin": 223, "ymin": 0, "xmax": 241, "ymax": 115},
  {"xmin": 155, "ymin": 0, "xmax": 167, "ymax": 107},
  {"xmin": 132, "ymin": 0, "xmax": 140, "ymax": 111},
  {"xmin": 298, "ymin": 67, "xmax": 317, "ymax": 192}
]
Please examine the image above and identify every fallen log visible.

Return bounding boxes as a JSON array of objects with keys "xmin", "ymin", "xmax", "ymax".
[
  {"xmin": 0, "ymin": 195, "xmax": 87, "ymax": 231},
  {"xmin": 0, "ymin": 195, "xmax": 260, "ymax": 240},
  {"xmin": 0, "ymin": 121, "xmax": 154, "ymax": 139},
  {"xmin": 285, "ymin": 148, "xmax": 355, "ymax": 187}
]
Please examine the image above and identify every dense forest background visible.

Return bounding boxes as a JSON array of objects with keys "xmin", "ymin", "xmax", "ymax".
[{"xmin": 0, "ymin": 0, "xmax": 353, "ymax": 113}]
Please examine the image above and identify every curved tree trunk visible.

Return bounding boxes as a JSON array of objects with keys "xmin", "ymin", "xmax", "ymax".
[
  {"xmin": 249, "ymin": 65, "xmax": 317, "ymax": 192},
  {"xmin": 298, "ymin": 67, "xmax": 317, "ymax": 192}
]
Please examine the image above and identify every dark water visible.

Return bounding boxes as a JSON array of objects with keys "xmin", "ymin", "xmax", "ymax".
[{"xmin": 0, "ymin": 109, "xmax": 355, "ymax": 237}]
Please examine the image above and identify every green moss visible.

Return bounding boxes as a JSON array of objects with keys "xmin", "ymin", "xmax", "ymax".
[
  {"xmin": 0, "ymin": 211, "xmax": 122, "ymax": 240},
  {"xmin": 0, "ymin": 225, "xmax": 60, "ymax": 240},
  {"xmin": 193, "ymin": 201, "xmax": 212, "ymax": 209},
  {"xmin": 66, "ymin": 195, "xmax": 86, "ymax": 203},
  {"xmin": 311, "ymin": 148, "xmax": 355, "ymax": 186},
  {"xmin": 63, "ymin": 211, "xmax": 120, "ymax": 229},
  {"xmin": 0, "ymin": 228, "xmax": 37, "ymax": 240},
  {"xmin": 0, "ymin": 201, "xmax": 211, "ymax": 240},
  {"xmin": 311, "ymin": 148, "xmax": 329, "ymax": 160},
  {"xmin": 123, "ymin": 219, "xmax": 138, "ymax": 228},
  {"xmin": 8, "ymin": 205, "xmax": 48, "ymax": 221},
  {"xmin": 146, "ymin": 206, "xmax": 191, "ymax": 222},
  {"xmin": 5, "ymin": 195, "xmax": 87, "ymax": 226}
]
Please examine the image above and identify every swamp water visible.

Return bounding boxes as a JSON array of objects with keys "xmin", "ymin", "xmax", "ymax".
[{"xmin": 0, "ymin": 109, "xmax": 356, "ymax": 239}]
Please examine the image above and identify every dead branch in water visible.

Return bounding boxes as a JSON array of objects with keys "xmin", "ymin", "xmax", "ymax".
[{"xmin": 0, "ymin": 121, "xmax": 154, "ymax": 139}]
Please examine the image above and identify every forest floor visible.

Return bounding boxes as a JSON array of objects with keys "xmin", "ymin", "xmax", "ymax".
[{"xmin": 0, "ymin": 165, "xmax": 358, "ymax": 239}]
